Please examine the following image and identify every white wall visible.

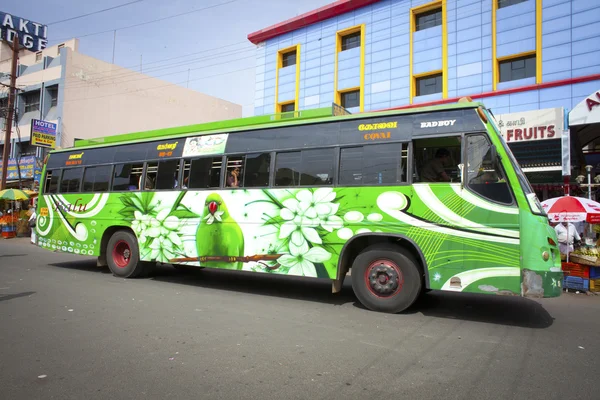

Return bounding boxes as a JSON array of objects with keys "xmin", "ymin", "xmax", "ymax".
[{"xmin": 60, "ymin": 49, "xmax": 242, "ymax": 148}]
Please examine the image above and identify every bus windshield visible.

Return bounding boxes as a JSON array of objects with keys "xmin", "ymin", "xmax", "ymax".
[{"xmin": 486, "ymin": 109, "xmax": 546, "ymax": 216}]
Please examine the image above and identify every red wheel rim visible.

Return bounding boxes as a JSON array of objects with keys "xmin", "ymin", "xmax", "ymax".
[
  {"xmin": 364, "ymin": 259, "xmax": 404, "ymax": 298},
  {"xmin": 112, "ymin": 240, "xmax": 131, "ymax": 268}
]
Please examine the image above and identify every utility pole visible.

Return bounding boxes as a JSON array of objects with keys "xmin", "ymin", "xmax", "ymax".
[
  {"xmin": 112, "ymin": 30, "xmax": 117, "ymax": 64},
  {"xmin": 1, "ymin": 35, "xmax": 19, "ymax": 190}
]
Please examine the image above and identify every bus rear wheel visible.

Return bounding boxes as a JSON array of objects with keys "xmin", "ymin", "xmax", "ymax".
[
  {"xmin": 351, "ymin": 244, "xmax": 422, "ymax": 313},
  {"xmin": 107, "ymin": 230, "xmax": 148, "ymax": 278}
]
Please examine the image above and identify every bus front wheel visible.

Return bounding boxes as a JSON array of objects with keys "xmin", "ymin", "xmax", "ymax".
[
  {"xmin": 351, "ymin": 244, "xmax": 422, "ymax": 313},
  {"xmin": 107, "ymin": 230, "xmax": 148, "ymax": 278}
]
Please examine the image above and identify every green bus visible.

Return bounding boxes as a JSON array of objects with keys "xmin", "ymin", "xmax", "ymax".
[{"xmin": 35, "ymin": 99, "xmax": 562, "ymax": 313}]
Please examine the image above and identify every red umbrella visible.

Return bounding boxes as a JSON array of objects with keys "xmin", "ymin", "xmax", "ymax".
[{"xmin": 541, "ymin": 196, "xmax": 600, "ymax": 223}]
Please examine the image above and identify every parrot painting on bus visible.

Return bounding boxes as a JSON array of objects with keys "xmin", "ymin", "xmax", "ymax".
[{"xmin": 196, "ymin": 193, "xmax": 245, "ymax": 270}]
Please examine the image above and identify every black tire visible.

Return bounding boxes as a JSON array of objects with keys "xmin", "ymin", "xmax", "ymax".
[
  {"xmin": 106, "ymin": 230, "xmax": 147, "ymax": 278},
  {"xmin": 351, "ymin": 244, "xmax": 423, "ymax": 313}
]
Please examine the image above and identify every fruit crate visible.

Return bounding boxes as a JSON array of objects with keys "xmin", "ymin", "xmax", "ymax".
[
  {"xmin": 568, "ymin": 253, "xmax": 600, "ymax": 267},
  {"xmin": 563, "ymin": 276, "xmax": 590, "ymax": 291},
  {"xmin": 1, "ymin": 231, "xmax": 16, "ymax": 239},
  {"xmin": 590, "ymin": 267, "xmax": 600, "ymax": 279},
  {"xmin": 591, "ymin": 279, "xmax": 600, "ymax": 292},
  {"xmin": 561, "ymin": 262, "xmax": 590, "ymax": 278},
  {"xmin": 1, "ymin": 225, "xmax": 16, "ymax": 239}
]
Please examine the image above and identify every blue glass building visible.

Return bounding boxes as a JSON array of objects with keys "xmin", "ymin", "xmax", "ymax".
[{"xmin": 248, "ymin": 0, "xmax": 600, "ymax": 200}]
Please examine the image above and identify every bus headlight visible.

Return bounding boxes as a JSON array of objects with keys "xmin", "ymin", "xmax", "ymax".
[{"xmin": 542, "ymin": 251, "xmax": 549, "ymax": 261}]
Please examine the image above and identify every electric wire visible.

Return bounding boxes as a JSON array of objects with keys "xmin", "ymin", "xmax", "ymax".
[
  {"xmin": 64, "ymin": 40, "xmax": 250, "ymax": 81},
  {"xmin": 47, "ymin": 1, "xmax": 144, "ymax": 25},
  {"xmin": 65, "ymin": 45, "xmax": 256, "ymax": 89},
  {"xmin": 50, "ymin": 0, "xmax": 241, "ymax": 43}
]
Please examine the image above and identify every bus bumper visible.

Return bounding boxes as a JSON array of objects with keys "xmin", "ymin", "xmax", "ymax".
[{"xmin": 522, "ymin": 268, "xmax": 563, "ymax": 298}]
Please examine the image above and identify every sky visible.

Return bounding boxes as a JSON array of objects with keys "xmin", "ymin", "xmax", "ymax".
[{"xmin": 5, "ymin": 0, "xmax": 333, "ymax": 116}]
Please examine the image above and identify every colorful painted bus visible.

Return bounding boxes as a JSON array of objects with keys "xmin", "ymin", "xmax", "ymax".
[{"xmin": 35, "ymin": 99, "xmax": 562, "ymax": 313}]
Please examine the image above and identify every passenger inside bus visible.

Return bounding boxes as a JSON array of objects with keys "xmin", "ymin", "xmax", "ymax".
[
  {"xmin": 138, "ymin": 174, "xmax": 154, "ymax": 190},
  {"xmin": 420, "ymin": 148, "xmax": 452, "ymax": 182},
  {"xmin": 227, "ymin": 167, "xmax": 240, "ymax": 187}
]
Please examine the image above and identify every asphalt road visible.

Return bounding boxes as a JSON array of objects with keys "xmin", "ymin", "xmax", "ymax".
[{"xmin": 1, "ymin": 237, "xmax": 599, "ymax": 400}]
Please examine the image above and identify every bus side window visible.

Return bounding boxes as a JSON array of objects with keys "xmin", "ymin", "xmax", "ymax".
[
  {"xmin": 153, "ymin": 160, "xmax": 179, "ymax": 190},
  {"xmin": 339, "ymin": 147, "xmax": 362, "ymax": 184},
  {"xmin": 163, "ymin": 160, "xmax": 181, "ymax": 190},
  {"xmin": 339, "ymin": 143, "xmax": 407, "ymax": 185},
  {"xmin": 82, "ymin": 165, "xmax": 112, "ymax": 192},
  {"xmin": 466, "ymin": 134, "xmax": 512, "ymax": 204},
  {"xmin": 144, "ymin": 162, "xmax": 158, "ymax": 190},
  {"xmin": 44, "ymin": 170, "xmax": 59, "ymax": 194},
  {"xmin": 182, "ymin": 160, "xmax": 191, "ymax": 189},
  {"xmin": 300, "ymin": 149, "xmax": 334, "ymax": 186},
  {"xmin": 413, "ymin": 136, "xmax": 462, "ymax": 183},
  {"xmin": 185, "ymin": 157, "xmax": 221, "ymax": 189},
  {"xmin": 226, "ymin": 157, "xmax": 243, "ymax": 188},
  {"xmin": 244, "ymin": 153, "xmax": 271, "ymax": 188},
  {"xmin": 112, "ymin": 163, "xmax": 143, "ymax": 191},
  {"xmin": 275, "ymin": 152, "xmax": 301, "ymax": 187},
  {"xmin": 59, "ymin": 167, "xmax": 83, "ymax": 193},
  {"xmin": 274, "ymin": 149, "xmax": 334, "ymax": 187}
]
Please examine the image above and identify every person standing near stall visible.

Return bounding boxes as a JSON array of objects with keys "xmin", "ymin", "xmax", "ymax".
[
  {"xmin": 28, "ymin": 202, "xmax": 37, "ymax": 244},
  {"xmin": 555, "ymin": 221, "xmax": 582, "ymax": 255}
]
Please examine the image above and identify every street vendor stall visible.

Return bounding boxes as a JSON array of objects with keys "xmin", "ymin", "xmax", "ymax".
[
  {"xmin": 0, "ymin": 189, "xmax": 30, "ymax": 239},
  {"xmin": 542, "ymin": 196, "xmax": 600, "ymax": 292}
]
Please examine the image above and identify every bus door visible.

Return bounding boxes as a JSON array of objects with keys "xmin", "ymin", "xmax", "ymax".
[
  {"xmin": 461, "ymin": 133, "xmax": 521, "ymax": 294},
  {"xmin": 412, "ymin": 135, "xmax": 466, "ymax": 289}
]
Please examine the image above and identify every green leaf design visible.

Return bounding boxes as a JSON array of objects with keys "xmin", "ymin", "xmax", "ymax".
[
  {"xmin": 246, "ymin": 199, "xmax": 282, "ymax": 208},
  {"xmin": 262, "ymin": 189, "xmax": 284, "ymax": 208},
  {"xmin": 314, "ymin": 263, "xmax": 330, "ymax": 279},
  {"xmin": 140, "ymin": 192, "xmax": 155, "ymax": 212},
  {"xmin": 170, "ymin": 191, "xmax": 187, "ymax": 214},
  {"xmin": 120, "ymin": 194, "xmax": 135, "ymax": 208},
  {"xmin": 261, "ymin": 214, "xmax": 284, "ymax": 226},
  {"xmin": 173, "ymin": 198, "xmax": 200, "ymax": 220},
  {"xmin": 171, "ymin": 209, "xmax": 199, "ymax": 220},
  {"xmin": 118, "ymin": 206, "xmax": 141, "ymax": 219},
  {"xmin": 319, "ymin": 242, "xmax": 340, "ymax": 256}
]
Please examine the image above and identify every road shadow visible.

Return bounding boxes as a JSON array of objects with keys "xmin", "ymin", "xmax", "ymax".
[
  {"xmin": 0, "ymin": 291, "xmax": 36, "ymax": 302},
  {"xmin": 47, "ymin": 259, "xmax": 111, "ymax": 274},
  {"xmin": 43, "ymin": 261, "xmax": 554, "ymax": 328},
  {"xmin": 153, "ymin": 266, "xmax": 554, "ymax": 328},
  {"xmin": 151, "ymin": 264, "xmax": 356, "ymax": 307},
  {"xmin": 0, "ymin": 254, "xmax": 27, "ymax": 258},
  {"xmin": 407, "ymin": 290, "xmax": 554, "ymax": 329}
]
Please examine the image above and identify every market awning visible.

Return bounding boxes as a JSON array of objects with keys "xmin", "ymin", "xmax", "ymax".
[
  {"xmin": 570, "ymin": 90, "xmax": 600, "ymax": 149},
  {"xmin": 570, "ymin": 90, "xmax": 600, "ymax": 126}
]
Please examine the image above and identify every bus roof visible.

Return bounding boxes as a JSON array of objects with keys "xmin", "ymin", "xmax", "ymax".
[{"xmin": 58, "ymin": 101, "xmax": 484, "ymax": 153}]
